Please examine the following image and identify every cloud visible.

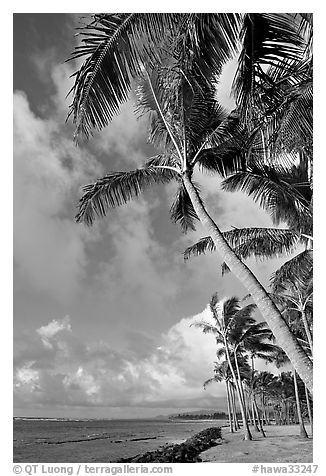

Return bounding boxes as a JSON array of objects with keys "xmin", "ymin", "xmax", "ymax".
[
  {"xmin": 14, "ymin": 307, "xmax": 225, "ymax": 413},
  {"xmin": 92, "ymin": 99, "xmax": 150, "ymax": 168},
  {"xmin": 37, "ymin": 316, "xmax": 72, "ymax": 349},
  {"xmin": 216, "ymin": 56, "xmax": 238, "ymax": 111},
  {"xmin": 14, "ymin": 362, "xmax": 40, "ymax": 391},
  {"xmin": 13, "ymin": 90, "xmax": 102, "ymax": 300}
]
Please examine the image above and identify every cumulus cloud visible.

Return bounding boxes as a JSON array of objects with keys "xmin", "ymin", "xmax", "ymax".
[
  {"xmin": 15, "ymin": 362, "xmax": 40, "ymax": 391},
  {"xmin": 13, "ymin": 90, "xmax": 102, "ymax": 300},
  {"xmin": 92, "ymin": 98, "xmax": 151, "ymax": 168},
  {"xmin": 37, "ymin": 316, "xmax": 72, "ymax": 349},
  {"xmin": 14, "ymin": 307, "xmax": 225, "ymax": 413}
]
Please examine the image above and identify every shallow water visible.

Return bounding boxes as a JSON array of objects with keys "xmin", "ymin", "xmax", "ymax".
[{"xmin": 13, "ymin": 418, "xmax": 227, "ymax": 462}]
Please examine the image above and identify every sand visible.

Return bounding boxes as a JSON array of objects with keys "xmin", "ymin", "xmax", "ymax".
[{"xmin": 200, "ymin": 424, "xmax": 313, "ymax": 463}]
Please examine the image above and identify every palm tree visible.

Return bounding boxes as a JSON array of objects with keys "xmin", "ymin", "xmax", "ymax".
[
  {"xmin": 293, "ymin": 368, "xmax": 308, "ymax": 438},
  {"xmin": 203, "ymin": 360, "xmax": 234, "ymax": 433},
  {"xmin": 68, "ymin": 13, "xmax": 313, "ymax": 392},
  {"xmin": 304, "ymin": 384, "xmax": 313, "ymax": 435},
  {"xmin": 273, "ymin": 348, "xmax": 308, "ymax": 437},
  {"xmin": 67, "ymin": 14, "xmax": 310, "ymax": 142},
  {"xmin": 223, "ymin": 310, "xmax": 280, "ymax": 430},
  {"xmin": 253, "ymin": 371, "xmax": 276, "ymax": 425},
  {"xmin": 184, "ymin": 165, "xmax": 312, "ymax": 292},
  {"xmin": 193, "ymin": 294, "xmax": 254, "ymax": 440},
  {"xmin": 271, "ymin": 278, "xmax": 313, "ymax": 356}
]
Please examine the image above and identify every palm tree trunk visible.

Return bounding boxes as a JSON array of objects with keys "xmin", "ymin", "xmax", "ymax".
[
  {"xmin": 304, "ymin": 385, "xmax": 313, "ymax": 435},
  {"xmin": 293, "ymin": 369, "xmax": 308, "ymax": 438},
  {"xmin": 225, "ymin": 380, "xmax": 234, "ymax": 433},
  {"xmin": 183, "ymin": 172, "xmax": 313, "ymax": 393},
  {"xmin": 261, "ymin": 393, "xmax": 268, "ymax": 424},
  {"xmin": 251, "ymin": 395, "xmax": 260, "ymax": 431},
  {"xmin": 301, "ymin": 309, "xmax": 313, "ymax": 356},
  {"xmin": 234, "ymin": 351, "xmax": 247, "ymax": 411},
  {"xmin": 253, "ymin": 396, "xmax": 266, "ymax": 437},
  {"xmin": 223, "ymin": 338, "xmax": 252, "ymax": 440},
  {"xmin": 264, "ymin": 398, "xmax": 270, "ymax": 425},
  {"xmin": 293, "ymin": 401, "xmax": 298, "ymax": 424},
  {"xmin": 286, "ymin": 401, "xmax": 290, "ymax": 425},
  {"xmin": 246, "ymin": 392, "xmax": 253, "ymax": 425},
  {"xmin": 250, "ymin": 357, "xmax": 259, "ymax": 431},
  {"xmin": 230, "ymin": 383, "xmax": 239, "ymax": 430}
]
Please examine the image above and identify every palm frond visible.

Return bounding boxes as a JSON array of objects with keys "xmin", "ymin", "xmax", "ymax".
[
  {"xmin": 67, "ymin": 13, "xmax": 180, "ymax": 140},
  {"xmin": 221, "ymin": 165, "xmax": 312, "ymax": 230},
  {"xmin": 170, "ymin": 181, "xmax": 199, "ymax": 233},
  {"xmin": 76, "ymin": 157, "xmax": 177, "ymax": 225},
  {"xmin": 179, "ymin": 74, "xmax": 228, "ymax": 152},
  {"xmin": 203, "ymin": 376, "xmax": 220, "ymax": 389},
  {"xmin": 135, "ymin": 71, "xmax": 176, "ymax": 150},
  {"xmin": 225, "ymin": 304, "xmax": 257, "ymax": 334},
  {"xmin": 179, "ymin": 13, "xmax": 241, "ymax": 80},
  {"xmin": 184, "ymin": 227, "xmax": 302, "ymax": 263},
  {"xmin": 224, "ymin": 227, "xmax": 303, "ymax": 263},
  {"xmin": 233, "ymin": 13, "xmax": 304, "ymax": 117},
  {"xmin": 216, "ymin": 347, "xmax": 226, "ymax": 359},
  {"xmin": 191, "ymin": 321, "xmax": 218, "ymax": 335},
  {"xmin": 197, "ymin": 141, "xmax": 246, "ymax": 177},
  {"xmin": 196, "ymin": 111, "xmax": 248, "ymax": 176},
  {"xmin": 183, "ymin": 236, "xmax": 215, "ymax": 261},
  {"xmin": 273, "ymin": 80, "xmax": 312, "ymax": 152},
  {"xmin": 271, "ymin": 250, "xmax": 313, "ymax": 293}
]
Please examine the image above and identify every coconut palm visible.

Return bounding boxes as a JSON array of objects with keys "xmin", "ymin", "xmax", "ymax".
[
  {"xmin": 273, "ymin": 348, "xmax": 308, "ymax": 437},
  {"xmin": 253, "ymin": 371, "xmax": 277, "ymax": 425},
  {"xmin": 67, "ymin": 13, "xmax": 308, "ymax": 140},
  {"xmin": 68, "ymin": 13, "xmax": 313, "ymax": 392},
  {"xmin": 203, "ymin": 360, "xmax": 234, "ymax": 433},
  {"xmin": 304, "ymin": 384, "xmax": 313, "ymax": 435},
  {"xmin": 184, "ymin": 13, "xmax": 313, "ymax": 296},
  {"xmin": 184, "ymin": 158, "xmax": 313, "ymax": 290},
  {"xmin": 293, "ymin": 368, "xmax": 308, "ymax": 438},
  {"xmin": 271, "ymin": 278, "xmax": 313, "ymax": 355},
  {"xmin": 230, "ymin": 320, "xmax": 280, "ymax": 435},
  {"xmin": 73, "ymin": 68, "xmax": 312, "ymax": 394},
  {"xmin": 67, "ymin": 13, "xmax": 241, "ymax": 140},
  {"xmin": 193, "ymin": 293, "xmax": 254, "ymax": 440},
  {"xmin": 233, "ymin": 13, "xmax": 312, "ymax": 172},
  {"xmin": 225, "ymin": 314, "xmax": 280, "ymax": 424}
]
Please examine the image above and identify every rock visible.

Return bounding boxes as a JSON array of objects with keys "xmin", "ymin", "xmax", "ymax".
[{"xmin": 115, "ymin": 427, "xmax": 222, "ymax": 463}]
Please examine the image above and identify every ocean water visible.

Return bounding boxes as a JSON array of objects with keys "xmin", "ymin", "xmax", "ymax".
[{"xmin": 13, "ymin": 418, "xmax": 227, "ymax": 463}]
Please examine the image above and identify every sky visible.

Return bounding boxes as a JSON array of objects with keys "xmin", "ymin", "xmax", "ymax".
[{"xmin": 13, "ymin": 13, "xmax": 295, "ymax": 419}]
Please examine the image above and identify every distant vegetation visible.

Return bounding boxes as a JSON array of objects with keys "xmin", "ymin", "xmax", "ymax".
[{"xmin": 170, "ymin": 412, "xmax": 229, "ymax": 420}]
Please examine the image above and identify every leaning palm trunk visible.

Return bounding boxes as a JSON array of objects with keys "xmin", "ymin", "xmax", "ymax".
[
  {"xmin": 293, "ymin": 369, "xmax": 308, "ymax": 438},
  {"xmin": 223, "ymin": 338, "xmax": 252, "ymax": 440},
  {"xmin": 301, "ymin": 309, "xmax": 313, "ymax": 356},
  {"xmin": 225, "ymin": 380, "xmax": 234, "ymax": 433},
  {"xmin": 251, "ymin": 394, "xmax": 260, "ymax": 431},
  {"xmin": 304, "ymin": 385, "xmax": 313, "ymax": 435},
  {"xmin": 246, "ymin": 392, "xmax": 253, "ymax": 425},
  {"xmin": 253, "ymin": 396, "xmax": 266, "ymax": 437},
  {"xmin": 182, "ymin": 172, "xmax": 313, "ymax": 394},
  {"xmin": 233, "ymin": 351, "xmax": 247, "ymax": 413}
]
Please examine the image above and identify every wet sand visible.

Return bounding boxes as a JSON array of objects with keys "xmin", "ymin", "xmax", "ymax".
[{"xmin": 201, "ymin": 424, "xmax": 313, "ymax": 463}]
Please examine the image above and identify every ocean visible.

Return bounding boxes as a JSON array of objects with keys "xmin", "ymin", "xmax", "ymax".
[{"xmin": 13, "ymin": 418, "xmax": 227, "ymax": 463}]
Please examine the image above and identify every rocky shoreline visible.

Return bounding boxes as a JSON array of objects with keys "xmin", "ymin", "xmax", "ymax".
[{"xmin": 115, "ymin": 427, "xmax": 223, "ymax": 463}]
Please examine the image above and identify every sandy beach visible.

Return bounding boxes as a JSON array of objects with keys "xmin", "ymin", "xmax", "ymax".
[{"xmin": 201, "ymin": 425, "xmax": 313, "ymax": 463}]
